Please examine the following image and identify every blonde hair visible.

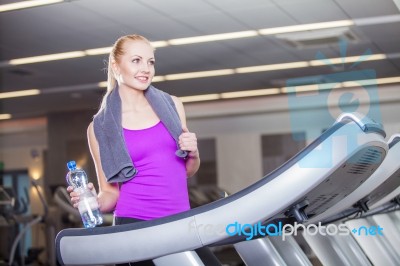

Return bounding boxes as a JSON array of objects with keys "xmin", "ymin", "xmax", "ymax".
[{"xmin": 98, "ymin": 34, "xmax": 153, "ymax": 112}]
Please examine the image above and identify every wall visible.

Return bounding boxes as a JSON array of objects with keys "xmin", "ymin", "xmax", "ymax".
[{"xmin": 46, "ymin": 110, "xmax": 97, "ymax": 192}]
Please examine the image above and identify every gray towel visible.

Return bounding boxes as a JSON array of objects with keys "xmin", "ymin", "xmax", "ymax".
[{"xmin": 93, "ymin": 85, "xmax": 187, "ymax": 183}]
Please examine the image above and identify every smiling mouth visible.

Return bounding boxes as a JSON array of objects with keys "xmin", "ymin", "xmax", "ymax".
[{"xmin": 136, "ymin": 76, "xmax": 149, "ymax": 82}]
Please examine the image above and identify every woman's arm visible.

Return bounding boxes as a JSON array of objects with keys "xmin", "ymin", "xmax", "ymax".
[
  {"xmin": 172, "ymin": 96, "xmax": 200, "ymax": 177},
  {"xmin": 87, "ymin": 122, "xmax": 120, "ymax": 212}
]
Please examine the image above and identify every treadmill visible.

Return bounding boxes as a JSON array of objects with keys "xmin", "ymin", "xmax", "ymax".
[
  {"xmin": 56, "ymin": 113, "xmax": 388, "ymax": 265},
  {"xmin": 232, "ymin": 113, "xmax": 388, "ymax": 266},
  {"xmin": 299, "ymin": 134, "xmax": 400, "ymax": 266}
]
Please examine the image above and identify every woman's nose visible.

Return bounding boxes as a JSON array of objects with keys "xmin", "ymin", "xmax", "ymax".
[{"xmin": 140, "ymin": 62, "xmax": 150, "ymax": 73}]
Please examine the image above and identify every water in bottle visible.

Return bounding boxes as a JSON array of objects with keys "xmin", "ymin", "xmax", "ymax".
[{"xmin": 66, "ymin": 160, "xmax": 103, "ymax": 228}]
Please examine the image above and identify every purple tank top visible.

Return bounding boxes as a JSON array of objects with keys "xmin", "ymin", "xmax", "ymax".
[{"xmin": 115, "ymin": 121, "xmax": 190, "ymax": 220}]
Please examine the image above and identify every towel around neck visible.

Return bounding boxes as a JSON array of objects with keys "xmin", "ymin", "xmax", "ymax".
[{"xmin": 93, "ymin": 85, "xmax": 186, "ymax": 183}]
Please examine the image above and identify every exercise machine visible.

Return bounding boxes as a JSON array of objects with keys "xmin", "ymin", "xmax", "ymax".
[
  {"xmin": 56, "ymin": 113, "xmax": 388, "ymax": 265},
  {"xmin": 301, "ymin": 134, "xmax": 400, "ymax": 266}
]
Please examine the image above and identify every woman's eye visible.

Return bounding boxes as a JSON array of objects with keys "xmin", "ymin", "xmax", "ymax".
[
  {"xmin": 149, "ymin": 60, "xmax": 155, "ymax": 65},
  {"xmin": 132, "ymin": 58, "xmax": 140, "ymax": 63}
]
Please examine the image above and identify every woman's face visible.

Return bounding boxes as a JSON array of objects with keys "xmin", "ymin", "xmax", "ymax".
[{"xmin": 114, "ymin": 40, "xmax": 155, "ymax": 91}]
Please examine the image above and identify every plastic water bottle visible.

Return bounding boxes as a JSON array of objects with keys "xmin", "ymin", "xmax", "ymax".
[{"xmin": 66, "ymin": 161, "xmax": 103, "ymax": 228}]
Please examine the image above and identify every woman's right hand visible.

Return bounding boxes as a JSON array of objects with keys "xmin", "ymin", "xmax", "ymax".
[{"xmin": 67, "ymin": 182, "xmax": 96, "ymax": 208}]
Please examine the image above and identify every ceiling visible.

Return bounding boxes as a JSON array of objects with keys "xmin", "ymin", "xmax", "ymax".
[{"xmin": 1, "ymin": 0, "xmax": 400, "ymax": 119}]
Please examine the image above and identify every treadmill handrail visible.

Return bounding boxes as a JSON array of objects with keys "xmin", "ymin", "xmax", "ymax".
[
  {"xmin": 336, "ymin": 112, "xmax": 385, "ymax": 137},
  {"xmin": 388, "ymin": 134, "xmax": 400, "ymax": 149}
]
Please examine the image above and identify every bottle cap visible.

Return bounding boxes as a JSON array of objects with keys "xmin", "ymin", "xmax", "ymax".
[{"xmin": 67, "ymin": 160, "xmax": 77, "ymax": 170}]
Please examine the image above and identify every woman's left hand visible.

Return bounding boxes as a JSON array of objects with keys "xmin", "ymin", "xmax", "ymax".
[{"xmin": 179, "ymin": 126, "xmax": 199, "ymax": 158}]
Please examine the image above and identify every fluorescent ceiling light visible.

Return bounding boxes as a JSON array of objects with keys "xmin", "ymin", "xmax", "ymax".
[
  {"xmin": 220, "ymin": 88, "xmax": 280, "ymax": 99},
  {"xmin": 376, "ymin": 76, "xmax": 400, "ymax": 84},
  {"xmin": 0, "ymin": 114, "xmax": 12, "ymax": 120},
  {"xmin": 0, "ymin": 89, "xmax": 40, "ymax": 99},
  {"xmin": 275, "ymin": 27, "xmax": 350, "ymax": 42},
  {"xmin": 76, "ymin": 41, "xmax": 170, "ymax": 57},
  {"xmin": 98, "ymin": 81, "xmax": 107, "ymax": 88},
  {"xmin": 9, "ymin": 51, "xmax": 86, "ymax": 65},
  {"xmin": 236, "ymin": 62, "xmax": 309, "ymax": 73},
  {"xmin": 179, "ymin": 94, "xmax": 220, "ymax": 103},
  {"xmin": 310, "ymin": 54, "xmax": 387, "ymax": 66},
  {"xmin": 85, "ymin": 47, "xmax": 112, "ymax": 56},
  {"xmin": 180, "ymin": 89, "xmax": 281, "ymax": 102},
  {"xmin": 259, "ymin": 20, "xmax": 354, "ymax": 35},
  {"xmin": 151, "ymin": 41, "xmax": 169, "ymax": 48},
  {"xmin": 168, "ymin": 31, "xmax": 259, "ymax": 45},
  {"xmin": 165, "ymin": 69, "xmax": 235, "ymax": 80},
  {"xmin": 282, "ymin": 76, "xmax": 400, "ymax": 94},
  {"xmin": 342, "ymin": 79, "xmax": 376, "ymax": 87},
  {"xmin": 281, "ymin": 84, "xmax": 319, "ymax": 93},
  {"xmin": 342, "ymin": 76, "xmax": 400, "ymax": 87},
  {"xmin": 281, "ymin": 83, "xmax": 341, "ymax": 93},
  {"xmin": 152, "ymin": 76, "xmax": 166, "ymax": 82},
  {"xmin": 0, "ymin": 0, "xmax": 63, "ymax": 12}
]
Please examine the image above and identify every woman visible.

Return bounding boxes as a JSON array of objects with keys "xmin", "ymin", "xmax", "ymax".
[{"xmin": 68, "ymin": 35, "xmax": 220, "ymax": 265}]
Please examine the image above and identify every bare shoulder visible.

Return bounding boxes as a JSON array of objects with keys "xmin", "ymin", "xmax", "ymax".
[
  {"xmin": 87, "ymin": 121, "xmax": 101, "ymax": 157},
  {"xmin": 171, "ymin": 95, "xmax": 183, "ymax": 109},
  {"xmin": 87, "ymin": 121, "xmax": 94, "ymax": 136},
  {"xmin": 171, "ymin": 95, "xmax": 184, "ymax": 112},
  {"xmin": 171, "ymin": 95, "xmax": 187, "ymax": 126},
  {"xmin": 87, "ymin": 121, "xmax": 97, "ymax": 143}
]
